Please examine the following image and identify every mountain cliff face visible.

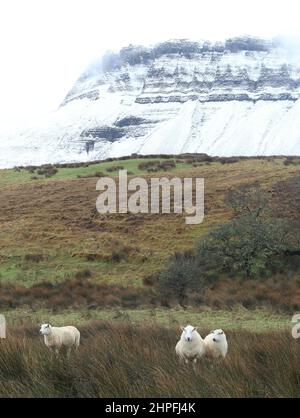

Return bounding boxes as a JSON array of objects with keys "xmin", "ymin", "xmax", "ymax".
[{"xmin": 1, "ymin": 37, "xmax": 300, "ymax": 168}]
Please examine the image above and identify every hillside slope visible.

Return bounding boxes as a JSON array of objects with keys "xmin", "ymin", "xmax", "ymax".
[{"xmin": 0, "ymin": 156, "xmax": 299, "ymax": 287}]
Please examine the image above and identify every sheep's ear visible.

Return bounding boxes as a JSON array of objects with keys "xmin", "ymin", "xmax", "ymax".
[
  {"xmin": 210, "ymin": 330, "xmax": 214, "ymax": 334},
  {"xmin": 193, "ymin": 327, "xmax": 197, "ymax": 332},
  {"xmin": 180, "ymin": 326, "xmax": 185, "ymax": 332}
]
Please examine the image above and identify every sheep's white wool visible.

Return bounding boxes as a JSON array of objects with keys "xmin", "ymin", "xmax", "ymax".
[
  {"xmin": 175, "ymin": 325, "xmax": 205, "ymax": 364},
  {"xmin": 40, "ymin": 324, "xmax": 80, "ymax": 355},
  {"xmin": 204, "ymin": 329, "xmax": 228, "ymax": 359},
  {"xmin": 0, "ymin": 315, "xmax": 6, "ymax": 339}
]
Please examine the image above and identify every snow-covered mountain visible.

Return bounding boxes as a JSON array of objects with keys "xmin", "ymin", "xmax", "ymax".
[{"xmin": 1, "ymin": 37, "xmax": 300, "ymax": 168}]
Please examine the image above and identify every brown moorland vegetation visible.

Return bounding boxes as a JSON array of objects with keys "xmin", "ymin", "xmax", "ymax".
[
  {"xmin": 0, "ymin": 275, "xmax": 299, "ymax": 312},
  {"xmin": 0, "ymin": 157, "xmax": 299, "ymax": 315}
]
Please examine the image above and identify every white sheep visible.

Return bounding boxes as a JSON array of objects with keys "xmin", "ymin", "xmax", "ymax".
[
  {"xmin": 39, "ymin": 323, "xmax": 80, "ymax": 357},
  {"xmin": 0, "ymin": 314, "xmax": 6, "ymax": 339},
  {"xmin": 175, "ymin": 325, "xmax": 205, "ymax": 368},
  {"xmin": 203, "ymin": 329, "xmax": 228, "ymax": 359}
]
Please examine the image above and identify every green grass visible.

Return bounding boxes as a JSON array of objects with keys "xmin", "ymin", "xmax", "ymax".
[
  {"xmin": 3, "ymin": 306, "xmax": 292, "ymax": 333},
  {"xmin": 0, "ymin": 158, "xmax": 193, "ymax": 187},
  {"xmin": 56, "ymin": 158, "xmax": 192, "ymax": 180},
  {"xmin": 0, "ymin": 248, "xmax": 167, "ymax": 287},
  {"xmin": 2, "ymin": 156, "xmax": 297, "ymax": 189}
]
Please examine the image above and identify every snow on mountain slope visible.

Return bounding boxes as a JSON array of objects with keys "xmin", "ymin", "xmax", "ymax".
[{"xmin": 1, "ymin": 37, "xmax": 300, "ymax": 168}]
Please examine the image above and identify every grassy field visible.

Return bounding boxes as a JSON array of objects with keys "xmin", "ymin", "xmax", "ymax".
[
  {"xmin": 0, "ymin": 155, "xmax": 299, "ymax": 397},
  {"xmin": 2, "ymin": 306, "xmax": 292, "ymax": 332},
  {"xmin": 0, "ymin": 158, "xmax": 192, "ymax": 188},
  {"xmin": 0, "ymin": 322, "xmax": 299, "ymax": 398}
]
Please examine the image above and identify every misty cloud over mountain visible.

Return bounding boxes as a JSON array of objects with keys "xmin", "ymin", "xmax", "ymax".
[{"xmin": 1, "ymin": 37, "xmax": 300, "ymax": 168}]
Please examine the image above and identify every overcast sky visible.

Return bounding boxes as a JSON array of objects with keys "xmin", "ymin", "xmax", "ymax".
[{"xmin": 0, "ymin": 0, "xmax": 300, "ymax": 133}]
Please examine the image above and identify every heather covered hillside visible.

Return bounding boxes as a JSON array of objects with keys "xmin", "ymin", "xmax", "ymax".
[{"xmin": 0, "ymin": 155, "xmax": 299, "ymax": 317}]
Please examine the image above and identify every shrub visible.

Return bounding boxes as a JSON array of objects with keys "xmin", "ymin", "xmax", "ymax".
[
  {"xmin": 197, "ymin": 186, "xmax": 300, "ymax": 278},
  {"xmin": 138, "ymin": 161, "xmax": 160, "ymax": 170},
  {"xmin": 111, "ymin": 249, "xmax": 127, "ymax": 263},
  {"xmin": 218, "ymin": 157, "xmax": 240, "ymax": 164},
  {"xmin": 143, "ymin": 274, "xmax": 159, "ymax": 287},
  {"xmin": 36, "ymin": 165, "xmax": 58, "ymax": 178},
  {"xmin": 138, "ymin": 160, "xmax": 176, "ymax": 172},
  {"xmin": 106, "ymin": 165, "xmax": 124, "ymax": 173},
  {"xmin": 77, "ymin": 171, "xmax": 105, "ymax": 179},
  {"xmin": 24, "ymin": 254, "xmax": 45, "ymax": 263},
  {"xmin": 284, "ymin": 157, "xmax": 300, "ymax": 166},
  {"xmin": 159, "ymin": 160, "xmax": 176, "ymax": 171},
  {"xmin": 75, "ymin": 269, "xmax": 93, "ymax": 279},
  {"xmin": 158, "ymin": 252, "xmax": 204, "ymax": 307}
]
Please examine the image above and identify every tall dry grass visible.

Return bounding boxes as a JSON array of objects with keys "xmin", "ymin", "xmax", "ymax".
[{"xmin": 0, "ymin": 322, "xmax": 299, "ymax": 398}]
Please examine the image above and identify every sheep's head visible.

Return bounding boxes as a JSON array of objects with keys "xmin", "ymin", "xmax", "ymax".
[
  {"xmin": 181, "ymin": 325, "xmax": 198, "ymax": 342},
  {"xmin": 40, "ymin": 323, "xmax": 52, "ymax": 335},
  {"xmin": 210, "ymin": 329, "xmax": 226, "ymax": 343}
]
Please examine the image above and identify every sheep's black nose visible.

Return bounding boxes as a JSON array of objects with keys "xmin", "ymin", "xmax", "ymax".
[{"xmin": 213, "ymin": 338, "xmax": 216, "ymax": 342}]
